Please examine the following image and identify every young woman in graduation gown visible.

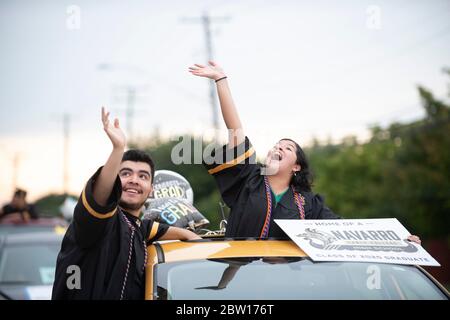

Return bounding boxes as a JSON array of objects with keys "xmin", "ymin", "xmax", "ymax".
[{"xmin": 189, "ymin": 61, "xmax": 421, "ymax": 245}]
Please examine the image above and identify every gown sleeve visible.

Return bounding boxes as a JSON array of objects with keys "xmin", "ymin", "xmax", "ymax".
[
  {"xmin": 310, "ymin": 194, "xmax": 342, "ymax": 219},
  {"xmin": 203, "ymin": 136, "xmax": 257, "ymax": 208},
  {"xmin": 145, "ymin": 220, "xmax": 170, "ymax": 244},
  {"xmin": 72, "ymin": 166, "xmax": 122, "ymax": 248}
]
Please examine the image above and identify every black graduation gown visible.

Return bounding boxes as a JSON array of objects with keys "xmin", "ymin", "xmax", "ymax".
[
  {"xmin": 1, "ymin": 203, "xmax": 39, "ymax": 219},
  {"xmin": 51, "ymin": 167, "xmax": 169, "ymax": 300},
  {"xmin": 204, "ymin": 137, "xmax": 341, "ymax": 239}
]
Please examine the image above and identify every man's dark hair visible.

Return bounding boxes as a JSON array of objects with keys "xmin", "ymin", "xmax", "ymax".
[
  {"xmin": 121, "ymin": 149, "xmax": 155, "ymax": 183},
  {"xmin": 14, "ymin": 188, "xmax": 27, "ymax": 198}
]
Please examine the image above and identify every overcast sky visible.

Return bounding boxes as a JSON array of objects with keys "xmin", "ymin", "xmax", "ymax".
[{"xmin": 1, "ymin": 0, "xmax": 449, "ymax": 204}]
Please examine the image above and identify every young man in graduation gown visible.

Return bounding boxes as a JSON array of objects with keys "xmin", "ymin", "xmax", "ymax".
[{"xmin": 52, "ymin": 107, "xmax": 200, "ymax": 300}]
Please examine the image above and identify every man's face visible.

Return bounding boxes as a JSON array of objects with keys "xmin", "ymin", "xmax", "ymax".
[
  {"xmin": 118, "ymin": 160, "xmax": 153, "ymax": 212},
  {"xmin": 11, "ymin": 195, "xmax": 26, "ymax": 208}
]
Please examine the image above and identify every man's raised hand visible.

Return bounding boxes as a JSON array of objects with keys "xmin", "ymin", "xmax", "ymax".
[{"xmin": 102, "ymin": 106, "xmax": 126, "ymax": 150}]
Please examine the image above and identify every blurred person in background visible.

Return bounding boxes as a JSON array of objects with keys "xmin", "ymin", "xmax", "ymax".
[{"xmin": 0, "ymin": 188, "xmax": 39, "ymax": 222}]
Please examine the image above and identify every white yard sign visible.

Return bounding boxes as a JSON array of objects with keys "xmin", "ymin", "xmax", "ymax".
[{"xmin": 275, "ymin": 218, "xmax": 440, "ymax": 266}]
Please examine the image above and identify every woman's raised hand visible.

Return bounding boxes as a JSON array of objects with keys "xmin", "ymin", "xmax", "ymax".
[{"xmin": 189, "ymin": 61, "xmax": 226, "ymax": 80}]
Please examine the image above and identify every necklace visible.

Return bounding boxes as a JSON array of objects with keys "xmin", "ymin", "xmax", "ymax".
[
  {"xmin": 120, "ymin": 212, "xmax": 148, "ymax": 300},
  {"xmin": 259, "ymin": 176, "xmax": 305, "ymax": 238}
]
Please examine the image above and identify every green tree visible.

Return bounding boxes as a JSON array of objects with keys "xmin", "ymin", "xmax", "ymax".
[
  {"xmin": 307, "ymin": 70, "xmax": 450, "ymax": 239},
  {"xmin": 35, "ymin": 193, "xmax": 77, "ymax": 217}
]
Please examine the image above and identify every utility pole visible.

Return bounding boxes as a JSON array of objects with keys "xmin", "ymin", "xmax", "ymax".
[
  {"xmin": 112, "ymin": 85, "xmax": 142, "ymax": 142},
  {"xmin": 125, "ymin": 86, "xmax": 136, "ymax": 142},
  {"xmin": 97, "ymin": 64, "xmax": 147, "ymax": 143},
  {"xmin": 182, "ymin": 12, "xmax": 230, "ymax": 141},
  {"xmin": 203, "ymin": 13, "xmax": 220, "ymax": 138},
  {"xmin": 63, "ymin": 113, "xmax": 70, "ymax": 195},
  {"xmin": 50, "ymin": 112, "xmax": 72, "ymax": 195},
  {"xmin": 12, "ymin": 152, "xmax": 20, "ymax": 190}
]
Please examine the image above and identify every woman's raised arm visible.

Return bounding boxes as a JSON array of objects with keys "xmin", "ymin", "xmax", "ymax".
[{"xmin": 189, "ymin": 61, "xmax": 245, "ymax": 148}]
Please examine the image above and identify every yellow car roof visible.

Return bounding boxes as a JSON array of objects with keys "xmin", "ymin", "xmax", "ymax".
[{"xmin": 151, "ymin": 239, "xmax": 307, "ymax": 264}]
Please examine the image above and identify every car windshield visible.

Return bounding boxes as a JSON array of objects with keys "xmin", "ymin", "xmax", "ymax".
[
  {"xmin": 0, "ymin": 226, "xmax": 60, "ymax": 236},
  {"xmin": 155, "ymin": 257, "xmax": 447, "ymax": 300},
  {"xmin": 0, "ymin": 243, "xmax": 60, "ymax": 285}
]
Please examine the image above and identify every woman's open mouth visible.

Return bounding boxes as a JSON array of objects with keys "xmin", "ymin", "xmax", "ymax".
[{"xmin": 271, "ymin": 151, "xmax": 282, "ymax": 161}]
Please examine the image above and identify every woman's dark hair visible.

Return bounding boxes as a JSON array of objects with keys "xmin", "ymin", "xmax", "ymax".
[
  {"xmin": 280, "ymin": 138, "xmax": 313, "ymax": 193},
  {"xmin": 122, "ymin": 149, "xmax": 155, "ymax": 182}
]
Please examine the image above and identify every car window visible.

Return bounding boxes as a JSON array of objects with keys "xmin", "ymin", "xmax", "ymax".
[
  {"xmin": 0, "ymin": 244, "xmax": 60, "ymax": 285},
  {"xmin": 155, "ymin": 258, "xmax": 447, "ymax": 300}
]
